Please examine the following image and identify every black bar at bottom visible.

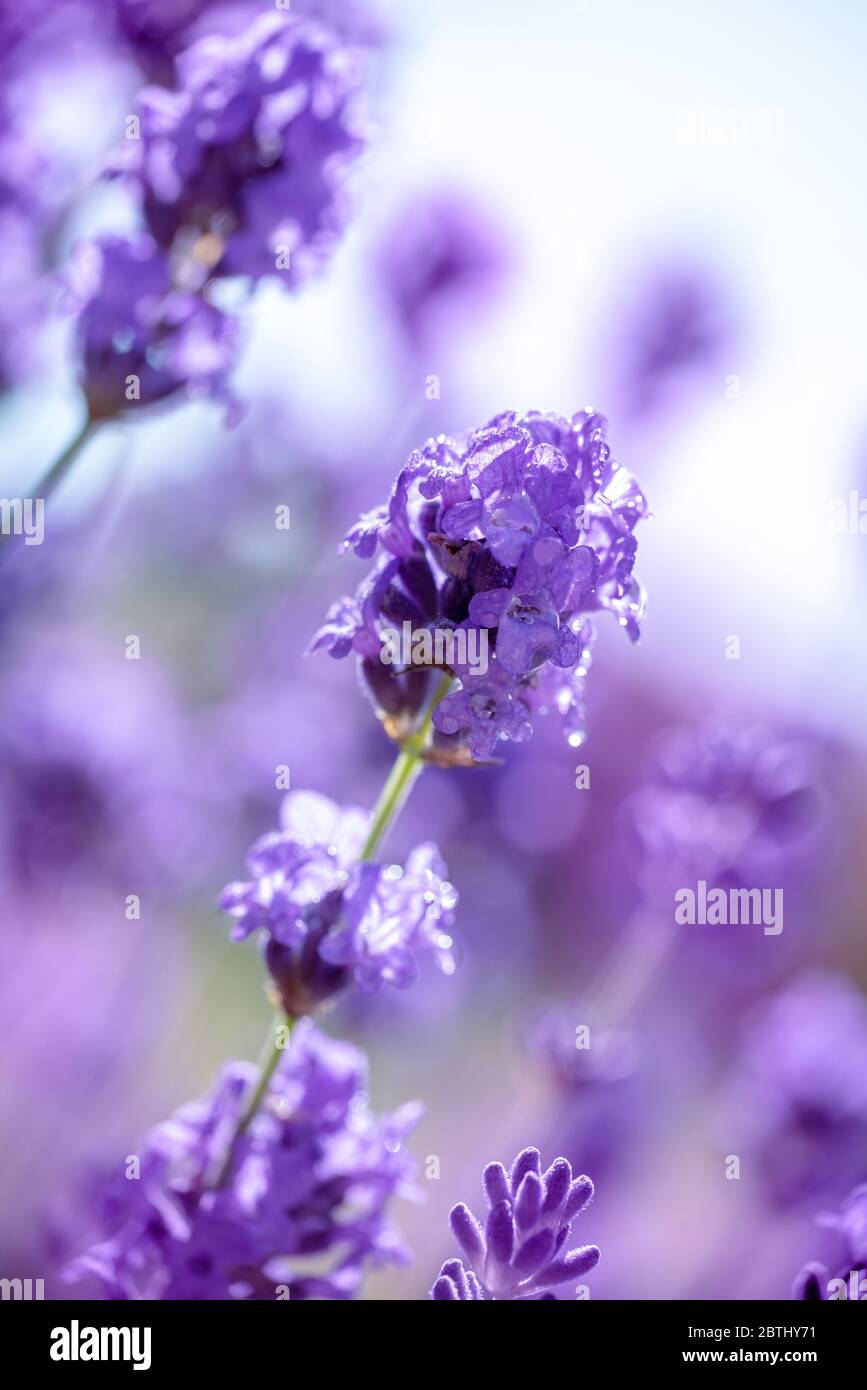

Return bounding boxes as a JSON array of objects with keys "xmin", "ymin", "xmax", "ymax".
[{"xmin": 0, "ymin": 1299, "xmax": 860, "ymax": 1374}]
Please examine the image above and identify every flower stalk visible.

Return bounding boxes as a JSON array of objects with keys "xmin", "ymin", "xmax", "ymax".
[{"xmin": 218, "ymin": 672, "xmax": 452, "ymax": 1174}]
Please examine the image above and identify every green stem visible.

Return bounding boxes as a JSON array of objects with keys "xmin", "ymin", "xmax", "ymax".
[
  {"xmin": 0, "ymin": 414, "xmax": 99, "ymax": 561},
  {"xmin": 213, "ymin": 1013, "xmax": 294, "ymax": 1187},
  {"xmin": 360, "ymin": 670, "xmax": 453, "ymax": 860},
  {"xmin": 216, "ymin": 672, "xmax": 453, "ymax": 1178}
]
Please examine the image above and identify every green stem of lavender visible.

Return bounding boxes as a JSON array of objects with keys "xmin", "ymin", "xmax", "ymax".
[
  {"xmin": 360, "ymin": 670, "xmax": 453, "ymax": 860},
  {"xmin": 216, "ymin": 670, "xmax": 453, "ymax": 1182},
  {"xmin": 0, "ymin": 415, "xmax": 99, "ymax": 561},
  {"xmin": 213, "ymin": 1013, "xmax": 294, "ymax": 1188}
]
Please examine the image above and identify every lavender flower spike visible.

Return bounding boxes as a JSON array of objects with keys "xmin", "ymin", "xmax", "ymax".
[
  {"xmin": 64, "ymin": 1023, "xmax": 422, "ymax": 1301},
  {"xmin": 432, "ymin": 1148, "xmax": 599, "ymax": 1300},
  {"xmin": 313, "ymin": 409, "xmax": 648, "ymax": 758}
]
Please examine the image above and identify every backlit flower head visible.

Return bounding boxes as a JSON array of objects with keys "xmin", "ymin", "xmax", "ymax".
[
  {"xmin": 116, "ymin": 10, "xmax": 369, "ymax": 287},
  {"xmin": 312, "ymin": 409, "xmax": 647, "ymax": 759}
]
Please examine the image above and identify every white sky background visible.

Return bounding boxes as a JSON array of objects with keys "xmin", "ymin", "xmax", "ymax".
[{"xmin": 4, "ymin": 0, "xmax": 867, "ymax": 739}]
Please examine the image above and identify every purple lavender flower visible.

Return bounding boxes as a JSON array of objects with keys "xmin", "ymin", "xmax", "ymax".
[
  {"xmin": 630, "ymin": 720, "xmax": 822, "ymax": 901},
  {"xmin": 606, "ymin": 261, "xmax": 735, "ymax": 426},
  {"xmin": 312, "ymin": 409, "xmax": 647, "ymax": 758},
  {"xmin": 65, "ymin": 1023, "xmax": 421, "ymax": 1300},
  {"xmin": 526, "ymin": 1005, "xmax": 636, "ymax": 1091},
  {"xmin": 793, "ymin": 1185, "xmax": 867, "ymax": 1300},
  {"xmin": 220, "ymin": 789, "xmax": 457, "ymax": 1009},
  {"xmin": 722, "ymin": 972, "xmax": 867, "ymax": 1207},
  {"xmin": 116, "ymin": 11, "xmax": 368, "ymax": 287},
  {"xmin": 69, "ymin": 234, "xmax": 241, "ymax": 419},
  {"xmin": 0, "ymin": 628, "xmax": 213, "ymax": 897},
  {"xmin": 374, "ymin": 188, "xmax": 511, "ymax": 358},
  {"xmin": 431, "ymin": 1147, "xmax": 599, "ymax": 1300}
]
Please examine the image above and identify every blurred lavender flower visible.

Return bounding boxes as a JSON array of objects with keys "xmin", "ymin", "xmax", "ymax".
[
  {"xmin": 70, "ymin": 234, "xmax": 241, "ymax": 419},
  {"xmin": 0, "ymin": 892, "xmax": 190, "ymax": 1292},
  {"xmin": 0, "ymin": 629, "xmax": 212, "ymax": 898},
  {"xmin": 432, "ymin": 1147, "xmax": 599, "ymax": 1300},
  {"xmin": 65, "ymin": 1023, "xmax": 421, "ymax": 1300},
  {"xmin": 605, "ymin": 261, "xmax": 734, "ymax": 426},
  {"xmin": 722, "ymin": 972, "xmax": 867, "ymax": 1207},
  {"xmin": 116, "ymin": 10, "xmax": 368, "ymax": 287},
  {"xmin": 374, "ymin": 187, "xmax": 511, "ymax": 359},
  {"xmin": 526, "ymin": 1005, "xmax": 636, "ymax": 1091},
  {"xmin": 112, "ymin": 0, "xmax": 217, "ymax": 82},
  {"xmin": 220, "ymin": 789, "xmax": 457, "ymax": 1009},
  {"xmin": 630, "ymin": 721, "xmax": 822, "ymax": 903},
  {"xmin": 523, "ymin": 1003, "xmax": 643, "ymax": 1185},
  {"xmin": 793, "ymin": 1185, "xmax": 867, "ymax": 1300},
  {"xmin": 312, "ymin": 409, "xmax": 647, "ymax": 757}
]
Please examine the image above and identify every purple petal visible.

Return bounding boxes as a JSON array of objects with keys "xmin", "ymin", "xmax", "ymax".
[
  {"xmin": 510, "ymin": 1146, "xmax": 541, "ymax": 1196},
  {"xmin": 514, "ymin": 1172, "xmax": 543, "ymax": 1231},
  {"xmin": 449, "ymin": 1202, "xmax": 485, "ymax": 1265},
  {"xmin": 431, "ymin": 1275, "xmax": 458, "ymax": 1300},
  {"xmin": 483, "ymin": 1161, "xmax": 511, "ymax": 1209},
  {"xmin": 439, "ymin": 1258, "xmax": 470, "ymax": 1299},
  {"xmin": 468, "ymin": 587, "xmax": 511, "ymax": 628},
  {"xmin": 486, "ymin": 1200, "xmax": 515, "ymax": 1265},
  {"xmin": 541, "ymin": 1158, "xmax": 572, "ymax": 1217},
  {"xmin": 528, "ymin": 1244, "xmax": 601, "ymax": 1290},
  {"xmin": 512, "ymin": 1227, "xmax": 556, "ymax": 1276},
  {"xmin": 563, "ymin": 1175, "xmax": 594, "ymax": 1220}
]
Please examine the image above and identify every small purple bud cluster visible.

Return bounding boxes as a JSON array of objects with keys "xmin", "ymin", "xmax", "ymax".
[
  {"xmin": 432, "ymin": 1147, "xmax": 600, "ymax": 1300},
  {"xmin": 313, "ymin": 409, "xmax": 647, "ymax": 759},
  {"xmin": 219, "ymin": 790, "xmax": 457, "ymax": 1011}
]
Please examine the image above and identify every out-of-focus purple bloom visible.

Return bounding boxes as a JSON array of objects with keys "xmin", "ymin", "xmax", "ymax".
[
  {"xmin": 431, "ymin": 1147, "xmax": 599, "ymax": 1300},
  {"xmin": 630, "ymin": 721, "xmax": 822, "ymax": 902},
  {"xmin": 116, "ymin": 11, "xmax": 369, "ymax": 287},
  {"xmin": 606, "ymin": 262, "xmax": 735, "ymax": 425},
  {"xmin": 0, "ymin": 629, "xmax": 212, "ymax": 897},
  {"xmin": 112, "ymin": 0, "xmax": 214, "ymax": 81},
  {"xmin": 793, "ymin": 1185, "xmax": 867, "ymax": 1300},
  {"xmin": 0, "ymin": 891, "xmax": 190, "ymax": 1292},
  {"xmin": 69, "ymin": 234, "xmax": 241, "ymax": 418},
  {"xmin": 313, "ymin": 409, "xmax": 647, "ymax": 758},
  {"xmin": 65, "ymin": 1023, "xmax": 421, "ymax": 1300},
  {"xmin": 526, "ymin": 1005, "xmax": 636, "ymax": 1090},
  {"xmin": 374, "ymin": 188, "xmax": 511, "ymax": 357},
  {"xmin": 220, "ymin": 789, "xmax": 457, "ymax": 1008},
  {"xmin": 722, "ymin": 972, "xmax": 867, "ymax": 1207}
]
